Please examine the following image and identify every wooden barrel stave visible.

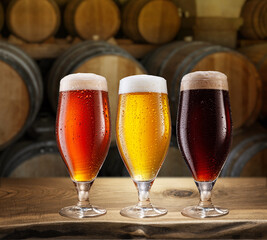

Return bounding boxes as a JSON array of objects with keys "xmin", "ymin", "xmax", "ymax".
[
  {"xmin": 240, "ymin": 0, "xmax": 259, "ymax": 39},
  {"xmin": 258, "ymin": 0, "xmax": 267, "ymax": 37},
  {"xmin": 0, "ymin": 42, "xmax": 43, "ymax": 116},
  {"xmin": 138, "ymin": 0, "xmax": 181, "ymax": 44},
  {"xmin": 0, "ymin": 42, "xmax": 43, "ymax": 150},
  {"xmin": 240, "ymin": 0, "xmax": 267, "ymax": 39},
  {"xmin": 122, "ymin": 0, "xmax": 148, "ymax": 42},
  {"xmin": 122, "ymin": 0, "xmax": 180, "ymax": 44},
  {"xmin": 141, "ymin": 41, "xmax": 185, "ymax": 75},
  {"xmin": 7, "ymin": 0, "xmax": 61, "ymax": 43},
  {"xmin": 64, "ymin": 0, "xmax": 120, "ymax": 40},
  {"xmin": 239, "ymin": 44, "xmax": 267, "ymax": 120}
]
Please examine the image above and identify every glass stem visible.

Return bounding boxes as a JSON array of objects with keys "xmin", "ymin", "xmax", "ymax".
[
  {"xmin": 195, "ymin": 180, "xmax": 216, "ymax": 208},
  {"xmin": 136, "ymin": 181, "xmax": 153, "ymax": 208},
  {"xmin": 74, "ymin": 181, "xmax": 94, "ymax": 208}
]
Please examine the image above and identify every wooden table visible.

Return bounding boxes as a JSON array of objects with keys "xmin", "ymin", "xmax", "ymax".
[{"xmin": 0, "ymin": 178, "xmax": 267, "ymax": 239}]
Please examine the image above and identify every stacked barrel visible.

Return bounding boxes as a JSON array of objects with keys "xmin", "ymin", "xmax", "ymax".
[
  {"xmin": 240, "ymin": 0, "xmax": 267, "ymax": 40},
  {"xmin": 0, "ymin": 0, "xmax": 266, "ymax": 178},
  {"xmin": 0, "ymin": 0, "xmax": 181, "ymax": 43}
]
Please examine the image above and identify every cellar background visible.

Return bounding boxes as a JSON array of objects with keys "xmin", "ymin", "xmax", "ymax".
[{"xmin": 0, "ymin": 0, "xmax": 267, "ymax": 178}]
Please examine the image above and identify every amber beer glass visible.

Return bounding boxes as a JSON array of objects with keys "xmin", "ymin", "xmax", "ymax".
[
  {"xmin": 177, "ymin": 71, "xmax": 232, "ymax": 218},
  {"xmin": 116, "ymin": 75, "xmax": 171, "ymax": 218},
  {"xmin": 56, "ymin": 73, "xmax": 111, "ymax": 218}
]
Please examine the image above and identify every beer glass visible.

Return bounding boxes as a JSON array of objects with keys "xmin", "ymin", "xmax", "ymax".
[
  {"xmin": 177, "ymin": 71, "xmax": 232, "ymax": 218},
  {"xmin": 116, "ymin": 75, "xmax": 171, "ymax": 218},
  {"xmin": 56, "ymin": 73, "xmax": 111, "ymax": 218}
]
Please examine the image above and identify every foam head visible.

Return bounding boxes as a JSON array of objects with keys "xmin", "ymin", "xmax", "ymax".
[
  {"xmin": 59, "ymin": 73, "xmax": 108, "ymax": 92},
  {"xmin": 119, "ymin": 74, "xmax": 167, "ymax": 94},
  {"xmin": 180, "ymin": 71, "xmax": 228, "ymax": 91}
]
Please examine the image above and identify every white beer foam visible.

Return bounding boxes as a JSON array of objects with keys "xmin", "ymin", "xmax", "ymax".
[
  {"xmin": 119, "ymin": 75, "xmax": 167, "ymax": 94},
  {"xmin": 60, "ymin": 73, "xmax": 108, "ymax": 92},
  {"xmin": 181, "ymin": 71, "xmax": 228, "ymax": 91}
]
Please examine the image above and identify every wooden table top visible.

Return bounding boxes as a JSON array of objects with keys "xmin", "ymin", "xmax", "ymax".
[{"xmin": 0, "ymin": 177, "xmax": 267, "ymax": 239}]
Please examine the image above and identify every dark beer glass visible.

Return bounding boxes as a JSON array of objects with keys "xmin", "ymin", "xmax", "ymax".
[
  {"xmin": 177, "ymin": 71, "xmax": 232, "ymax": 218},
  {"xmin": 56, "ymin": 73, "xmax": 111, "ymax": 218}
]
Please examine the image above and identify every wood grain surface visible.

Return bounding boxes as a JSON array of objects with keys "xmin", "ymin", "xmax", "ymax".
[
  {"xmin": 239, "ymin": 44, "xmax": 267, "ymax": 119},
  {"xmin": 7, "ymin": 0, "xmax": 60, "ymax": 43},
  {"xmin": 0, "ymin": 178, "xmax": 266, "ymax": 239},
  {"xmin": 0, "ymin": 42, "xmax": 43, "ymax": 150},
  {"xmin": 122, "ymin": 0, "xmax": 180, "ymax": 44},
  {"xmin": 240, "ymin": 0, "xmax": 267, "ymax": 40},
  {"xmin": 64, "ymin": 0, "xmax": 120, "ymax": 40}
]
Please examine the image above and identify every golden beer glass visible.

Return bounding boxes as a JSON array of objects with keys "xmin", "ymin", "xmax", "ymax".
[{"xmin": 116, "ymin": 75, "xmax": 171, "ymax": 218}]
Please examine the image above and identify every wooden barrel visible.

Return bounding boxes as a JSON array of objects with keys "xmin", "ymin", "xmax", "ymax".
[
  {"xmin": 0, "ymin": 41, "xmax": 43, "ymax": 150},
  {"xmin": 6, "ymin": 0, "xmax": 61, "ymax": 43},
  {"xmin": 240, "ymin": 0, "xmax": 267, "ymax": 40},
  {"xmin": 64, "ymin": 0, "xmax": 120, "ymax": 40},
  {"xmin": 239, "ymin": 44, "xmax": 267, "ymax": 120},
  {"xmin": 221, "ymin": 124, "xmax": 267, "ymax": 177},
  {"xmin": 143, "ymin": 41, "xmax": 262, "ymax": 132},
  {"xmin": 48, "ymin": 40, "xmax": 147, "ymax": 143},
  {"xmin": 122, "ymin": 0, "xmax": 181, "ymax": 44}
]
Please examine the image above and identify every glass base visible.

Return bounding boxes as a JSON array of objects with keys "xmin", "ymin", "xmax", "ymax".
[
  {"xmin": 120, "ymin": 205, "xmax": 167, "ymax": 219},
  {"xmin": 59, "ymin": 205, "xmax": 106, "ymax": 219},
  {"xmin": 181, "ymin": 205, "xmax": 229, "ymax": 219}
]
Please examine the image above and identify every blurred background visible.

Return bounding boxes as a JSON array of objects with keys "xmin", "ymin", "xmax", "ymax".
[{"xmin": 0, "ymin": 0, "xmax": 266, "ymax": 178}]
